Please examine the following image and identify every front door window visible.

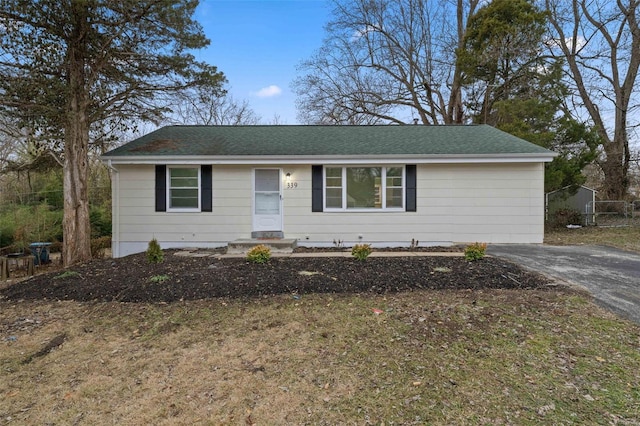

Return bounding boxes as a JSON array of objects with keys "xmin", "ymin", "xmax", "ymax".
[{"xmin": 255, "ymin": 169, "xmax": 280, "ymax": 215}]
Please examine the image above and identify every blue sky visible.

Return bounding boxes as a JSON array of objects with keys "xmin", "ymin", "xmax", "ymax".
[{"xmin": 194, "ymin": 0, "xmax": 331, "ymax": 124}]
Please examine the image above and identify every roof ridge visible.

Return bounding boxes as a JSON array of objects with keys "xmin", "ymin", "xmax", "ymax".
[{"xmin": 162, "ymin": 124, "xmax": 490, "ymax": 128}]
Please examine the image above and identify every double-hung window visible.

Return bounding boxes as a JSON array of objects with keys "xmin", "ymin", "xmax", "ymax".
[
  {"xmin": 167, "ymin": 166, "xmax": 200, "ymax": 211},
  {"xmin": 324, "ymin": 166, "xmax": 405, "ymax": 211}
]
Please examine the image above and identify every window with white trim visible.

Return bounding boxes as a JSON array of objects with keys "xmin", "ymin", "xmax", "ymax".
[
  {"xmin": 325, "ymin": 167, "xmax": 343, "ymax": 208},
  {"xmin": 167, "ymin": 166, "xmax": 200, "ymax": 211},
  {"xmin": 324, "ymin": 166, "xmax": 405, "ymax": 210}
]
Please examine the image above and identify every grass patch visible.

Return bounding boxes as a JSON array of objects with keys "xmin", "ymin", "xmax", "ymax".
[
  {"xmin": 149, "ymin": 274, "xmax": 169, "ymax": 284},
  {"xmin": 53, "ymin": 270, "xmax": 80, "ymax": 280},
  {"xmin": 546, "ymin": 226, "xmax": 640, "ymax": 253},
  {"xmin": 1, "ymin": 290, "xmax": 638, "ymax": 424}
]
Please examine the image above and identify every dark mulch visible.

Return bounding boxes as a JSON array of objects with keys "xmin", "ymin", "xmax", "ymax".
[
  {"xmin": 0, "ymin": 250, "xmax": 553, "ymax": 303},
  {"xmin": 292, "ymin": 245, "xmax": 465, "ymax": 253}
]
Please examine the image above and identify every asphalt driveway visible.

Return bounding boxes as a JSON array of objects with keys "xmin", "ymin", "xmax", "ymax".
[{"xmin": 488, "ymin": 244, "xmax": 640, "ymax": 325}]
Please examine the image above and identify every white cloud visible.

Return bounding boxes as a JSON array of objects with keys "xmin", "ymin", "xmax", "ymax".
[
  {"xmin": 255, "ymin": 85, "xmax": 282, "ymax": 98},
  {"xmin": 351, "ymin": 24, "xmax": 379, "ymax": 42},
  {"xmin": 546, "ymin": 35, "xmax": 587, "ymax": 51}
]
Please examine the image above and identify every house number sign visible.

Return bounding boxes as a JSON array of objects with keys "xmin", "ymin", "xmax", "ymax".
[{"xmin": 286, "ymin": 182, "xmax": 298, "ymax": 189}]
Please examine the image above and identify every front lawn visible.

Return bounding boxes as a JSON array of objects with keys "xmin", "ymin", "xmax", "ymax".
[
  {"xmin": 1, "ymin": 289, "xmax": 639, "ymax": 424},
  {"xmin": 1, "ymin": 242, "xmax": 639, "ymax": 424}
]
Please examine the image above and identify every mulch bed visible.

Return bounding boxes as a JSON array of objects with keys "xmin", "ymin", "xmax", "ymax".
[
  {"xmin": 0, "ymin": 249, "xmax": 554, "ymax": 303},
  {"xmin": 292, "ymin": 245, "xmax": 465, "ymax": 253}
]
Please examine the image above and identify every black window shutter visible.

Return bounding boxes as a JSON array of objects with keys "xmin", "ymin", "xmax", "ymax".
[
  {"xmin": 406, "ymin": 165, "xmax": 417, "ymax": 212},
  {"xmin": 155, "ymin": 165, "xmax": 167, "ymax": 212},
  {"xmin": 311, "ymin": 165, "xmax": 323, "ymax": 212},
  {"xmin": 201, "ymin": 165, "xmax": 213, "ymax": 212}
]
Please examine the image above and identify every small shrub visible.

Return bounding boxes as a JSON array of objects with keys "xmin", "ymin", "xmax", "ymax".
[
  {"xmin": 351, "ymin": 243, "xmax": 372, "ymax": 261},
  {"xmin": 246, "ymin": 244, "xmax": 271, "ymax": 264},
  {"xmin": 551, "ymin": 208, "xmax": 583, "ymax": 228},
  {"xmin": 91, "ymin": 236, "xmax": 111, "ymax": 259},
  {"xmin": 149, "ymin": 274, "xmax": 169, "ymax": 283},
  {"xmin": 146, "ymin": 238, "xmax": 164, "ymax": 264},
  {"xmin": 464, "ymin": 242, "xmax": 487, "ymax": 261},
  {"xmin": 90, "ymin": 207, "xmax": 112, "ymax": 238}
]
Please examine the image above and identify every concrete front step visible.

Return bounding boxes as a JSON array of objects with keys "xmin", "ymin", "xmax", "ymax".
[
  {"xmin": 227, "ymin": 238, "xmax": 297, "ymax": 254},
  {"xmin": 251, "ymin": 231, "xmax": 284, "ymax": 239}
]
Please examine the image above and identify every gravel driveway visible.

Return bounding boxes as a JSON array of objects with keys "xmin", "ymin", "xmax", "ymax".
[{"xmin": 488, "ymin": 244, "xmax": 640, "ymax": 325}]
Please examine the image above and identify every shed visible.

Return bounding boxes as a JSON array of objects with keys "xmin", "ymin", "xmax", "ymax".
[
  {"xmin": 545, "ymin": 185, "xmax": 597, "ymax": 221},
  {"xmin": 101, "ymin": 125, "xmax": 556, "ymax": 258}
]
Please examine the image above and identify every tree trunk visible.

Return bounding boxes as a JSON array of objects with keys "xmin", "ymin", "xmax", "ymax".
[
  {"xmin": 445, "ymin": 0, "xmax": 478, "ymax": 124},
  {"xmin": 63, "ymin": 2, "xmax": 92, "ymax": 267},
  {"xmin": 600, "ymin": 129, "xmax": 630, "ymax": 201},
  {"xmin": 446, "ymin": 73, "xmax": 464, "ymax": 124},
  {"xmin": 544, "ymin": 0, "xmax": 639, "ymax": 201},
  {"xmin": 595, "ymin": 86, "xmax": 631, "ymax": 200},
  {"xmin": 62, "ymin": 114, "xmax": 91, "ymax": 267}
]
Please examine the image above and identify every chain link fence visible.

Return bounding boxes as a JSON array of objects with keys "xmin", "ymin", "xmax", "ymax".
[{"xmin": 584, "ymin": 200, "xmax": 640, "ymax": 227}]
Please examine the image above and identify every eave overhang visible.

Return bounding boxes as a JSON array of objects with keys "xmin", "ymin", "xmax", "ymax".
[{"xmin": 102, "ymin": 152, "xmax": 557, "ymax": 166}]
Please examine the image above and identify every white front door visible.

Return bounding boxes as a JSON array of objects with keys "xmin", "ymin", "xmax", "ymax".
[{"xmin": 253, "ymin": 169, "xmax": 283, "ymax": 233}]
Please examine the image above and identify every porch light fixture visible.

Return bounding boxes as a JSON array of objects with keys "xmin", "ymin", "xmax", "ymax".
[{"xmin": 285, "ymin": 172, "xmax": 291, "ymax": 182}]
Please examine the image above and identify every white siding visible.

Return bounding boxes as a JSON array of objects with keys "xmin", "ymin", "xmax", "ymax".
[
  {"xmin": 283, "ymin": 163, "xmax": 544, "ymax": 246},
  {"xmin": 112, "ymin": 162, "xmax": 545, "ymax": 257},
  {"xmin": 114, "ymin": 164, "xmax": 254, "ymax": 256}
]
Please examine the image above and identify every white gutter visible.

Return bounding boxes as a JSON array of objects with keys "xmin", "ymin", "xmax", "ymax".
[
  {"xmin": 105, "ymin": 159, "xmax": 119, "ymax": 173},
  {"xmin": 101, "ymin": 153, "xmax": 557, "ymax": 165}
]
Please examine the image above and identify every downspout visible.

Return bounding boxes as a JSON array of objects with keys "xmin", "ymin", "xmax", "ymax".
[{"xmin": 106, "ymin": 160, "xmax": 120, "ymax": 258}]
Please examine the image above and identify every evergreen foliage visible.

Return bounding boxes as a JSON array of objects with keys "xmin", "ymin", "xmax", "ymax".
[
  {"xmin": 0, "ymin": 0, "xmax": 225, "ymax": 266},
  {"xmin": 146, "ymin": 238, "xmax": 164, "ymax": 264},
  {"xmin": 457, "ymin": 0, "xmax": 600, "ymax": 192}
]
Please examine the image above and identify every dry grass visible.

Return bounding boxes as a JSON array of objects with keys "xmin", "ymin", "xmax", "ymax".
[
  {"xmin": 545, "ymin": 225, "xmax": 640, "ymax": 253},
  {"xmin": 2, "ymin": 229, "xmax": 640, "ymax": 424},
  {"xmin": 2, "ymin": 289, "xmax": 639, "ymax": 425}
]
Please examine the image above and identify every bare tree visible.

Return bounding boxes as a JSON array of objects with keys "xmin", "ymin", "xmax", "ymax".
[
  {"xmin": 267, "ymin": 113, "xmax": 285, "ymax": 125},
  {"xmin": 294, "ymin": 45, "xmax": 396, "ymax": 124},
  {"xmin": 545, "ymin": 0, "xmax": 640, "ymax": 200},
  {"xmin": 166, "ymin": 86, "xmax": 261, "ymax": 126},
  {"xmin": 294, "ymin": 0, "xmax": 479, "ymax": 125}
]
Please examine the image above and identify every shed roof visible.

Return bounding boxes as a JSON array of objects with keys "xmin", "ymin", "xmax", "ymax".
[
  {"xmin": 102, "ymin": 124, "xmax": 556, "ymax": 163},
  {"xmin": 546, "ymin": 184, "xmax": 597, "ymax": 196}
]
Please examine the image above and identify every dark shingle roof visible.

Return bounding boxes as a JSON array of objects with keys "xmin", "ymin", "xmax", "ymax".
[{"xmin": 102, "ymin": 125, "xmax": 555, "ymax": 159}]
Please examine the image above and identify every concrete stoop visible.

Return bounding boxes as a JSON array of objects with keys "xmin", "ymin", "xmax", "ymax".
[{"xmin": 227, "ymin": 238, "xmax": 297, "ymax": 254}]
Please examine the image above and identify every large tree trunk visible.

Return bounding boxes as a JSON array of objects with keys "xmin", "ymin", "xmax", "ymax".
[
  {"xmin": 600, "ymin": 128, "xmax": 630, "ymax": 201},
  {"xmin": 63, "ymin": 113, "xmax": 91, "ymax": 267},
  {"xmin": 63, "ymin": 1, "xmax": 92, "ymax": 267},
  {"xmin": 445, "ymin": 0, "xmax": 478, "ymax": 124},
  {"xmin": 593, "ymin": 90, "xmax": 632, "ymax": 200}
]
